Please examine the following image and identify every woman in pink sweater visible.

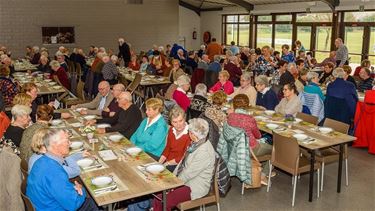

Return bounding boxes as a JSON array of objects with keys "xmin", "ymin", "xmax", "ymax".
[
  {"xmin": 173, "ymin": 75, "xmax": 191, "ymax": 111},
  {"xmin": 209, "ymin": 70, "xmax": 234, "ymax": 95}
]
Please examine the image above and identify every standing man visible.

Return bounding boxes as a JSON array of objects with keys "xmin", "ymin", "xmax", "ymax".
[
  {"xmin": 335, "ymin": 38, "xmax": 349, "ymax": 67},
  {"xmin": 118, "ymin": 37, "xmax": 131, "ymax": 67}
]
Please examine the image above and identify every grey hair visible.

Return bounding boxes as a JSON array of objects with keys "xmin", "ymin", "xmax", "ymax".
[
  {"xmin": 32, "ymin": 46, "xmax": 40, "ymax": 53},
  {"xmin": 287, "ymin": 63, "xmax": 296, "ymax": 71},
  {"xmin": 306, "ymin": 71, "xmax": 319, "ymax": 81},
  {"xmin": 43, "ymin": 129, "xmax": 65, "ymax": 150},
  {"xmin": 241, "ymin": 72, "xmax": 252, "ymax": 81},
  {"xmin": 99, "ymin": 47, "xmax": 106, "ymax": 53},
  {"xmin": 169, "ymin": 105, "xmax": 186, "ymax": 120},
  {"xmin": 158, "ymin": 46, "xmax": 164, "ymax": 52},
  {"xmin": 188, "ymin": 118, "xmax": 209, "ymax": 140},
  {"xmin": 194, "ymin": 83, "xmax": 207, "ymax": 96},
  {"xmin": 255, "ymin": 75, "xmax": 269, "ymax": 87},
  {"xmin": 213, "ymin": 55, "xmax": 221, "ymax": 62},
  {"xmin": 111, "ymin": 55, "xmax": 118, "ymax": 62},
  {"xmin": 332, "ymin": 68, "xmax": 345, "ymax": 79},
  {"xmin": 120, "ymin": 91, "xmax": 132, "ymax": 102},
  {"xmin": 176, "ymin": 75, "xmax": 191, "ymax": 87},
  {"xmin": 96, "ymin": 52, "xmax": 107, "ymax": 59},
  {"xmin": 229, "ymin": 56, "xmax": 237, "ymax": 62},
  {"xmin": 200, "ymin": 45, "xmax": 206, "ymax": 50},
  {"xmin": 11, "ymin": 104, "xmax": 31, "ymax": 120},
  {"xmin": 49, "ymin": 60, "xmax": 60, "ymax": 69}
]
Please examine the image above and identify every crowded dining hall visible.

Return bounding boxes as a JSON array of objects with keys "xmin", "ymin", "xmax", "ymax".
[{"xmin": 1, "ymin": 0, "xmax": 374, "ymax": 210}]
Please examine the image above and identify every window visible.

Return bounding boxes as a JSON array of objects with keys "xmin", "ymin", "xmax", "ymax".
[
  {"xmin": 42, "ymin": 27, "xmax": 75, "ymax": 44},
  {"xmin": 258, "ymin": 15, "xmax": 272, "ymax": 22},
  {"xmin": 297, "ymin": 26, "xmax": 312, "ymax": 51},
  {"xmin": 345, "ymin": 26, "xmax": 364, "ymax": 64},
  {"xmin": 276, "ymin": 15, "xmax": 292, "ymax": 22},
  {"xmin": 344, "ymin": 12, "xmax": 375, "ymax": 22},
  {"xmin": 257, "ymin": 24, "xmax": 272, "ymax": 47},
  {"xmin": 275, "ymin": 24, "xmax": 293, "ymax": 51},
  {"xmin": 369, "ymin": 27, "xmax": 375, "ymax": 65},
  {"xmin": 223, "ymin": 15, "xmax": 250, "ymax": 46},
  {"xmin": 315, "ymin": 26, "xmax": 332, "ymax": 62},
  {"xmin": 296, "ymin": 13, "xmax": 332, "ymax": 22}
]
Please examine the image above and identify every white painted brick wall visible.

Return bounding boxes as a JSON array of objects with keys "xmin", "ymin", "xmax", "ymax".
[{"xmin": 0, "ymin": 0, "xmax": 179, "ymax": 57}]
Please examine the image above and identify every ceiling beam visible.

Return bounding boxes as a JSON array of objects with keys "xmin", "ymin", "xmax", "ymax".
[
  {"xmin": 179, "ymin": 0, "xmax": 201, "ymax": 16},
  {"xmin": 225, "ymin": 0, "xmax": 254, "ymax": 11},
  {"xmin": 201, "ymin": 7, "xmax": 224, "ymax": 12},
  {"xmin": 320, "ymin": 0, "xmax": 340, "ymax": 11}
]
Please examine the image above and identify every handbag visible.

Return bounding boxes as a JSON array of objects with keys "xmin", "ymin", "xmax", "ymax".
[{"xmin": 246, "ymin": 147, "xmax": 262, "ymax": 188}]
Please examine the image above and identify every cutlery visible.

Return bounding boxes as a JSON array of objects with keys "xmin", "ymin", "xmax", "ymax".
[{"xmin": 94, "ymin": 184, "xmax": 117, "ymax": 194}]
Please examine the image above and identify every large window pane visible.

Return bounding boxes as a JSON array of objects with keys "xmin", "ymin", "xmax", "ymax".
[
  {"xmin": 226, "ymin": 15, "xmax": 238, "ymax": 23},
  {"xmin": 256, "ymin": 24, "xmax": 272, "ymax": 47},
  {"xmin": 226, "ymin": 24, "xmax": 238, "ymax": 45},
  {"xmin": 258, "ymin": 15, "xmax": 272, "ymax": 22},
  {"xmin": 345, "ymin": 26, "xmax": 364, "ymax": 65},
  {"xmin": 344, "ymin": 12, "xmax": 375, "ymax": 22},
  {"xmin": 369, "ymin": 27, "xmax": 375, "ymax": 65},
  {"xmin": 238, "ymin": 24, "xmax": 249, "ymax": 46},
  {"xmin": 315, "ymin": 26, "xmax": 331, "ymax": 62},
  {"xmin": 239, "ymin": 15, "xmax": 250, "ymax": 22},
  {"xmin": 275, "ymin": 24, "xmax": 292, "ymax": 51},
  {"xmin": 297, "ymin": 26, "xmax": 311, "ymax": 51},
  {"xmin": 276, "ymin": 15, "xmax": 292, "ymax": 22},
  {"xmin": 297, "ymin": 13, "xmax": 332, "ymax": 22},
  {"xmin": 315, "ymin": 52, "xmax": 330, "ymax": 63}
]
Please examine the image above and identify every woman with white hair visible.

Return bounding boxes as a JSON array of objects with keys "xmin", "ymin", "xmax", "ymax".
[
  {"xmin": 209, "ymin": 70, "xmax": 234, "ymax": 95},
  {"xmin": 197, "ymin": 44, "xmax": 206, "ymax": 58},
  {"xmin": 255, "ymin": 75, "xmax": 279, "ymax": 110},
  {"xmin": 173, "ymin": 75, "xmax": 191, "ymax": 111},
  {"xmin": 3, "ymin": 104, "xmax": 31, "ymax": 147},
  {"xmin": 229, "ymin": 72, "xmax": 257, "ymax": 106},
  {"xmin": 37, "ymin": 55, "xmax": 52, "ymax": 73},
  {"xmin": 153, "ymin": 118, "xmax": 215, "ymax": 211},
  {"xmin": 188, "ymin": 83, "xmax": 211, "ymax": 119},
  {"xmin": 304, "ymin": 71, "xmax": 325, "ymax": 101},
  {"xmin": 30, "ymin": 46, "xmax": 41, "ymax": 64},
  {"xmin": 50, "ymin": 60, "xmax": 70, "ymax": 90},
  {"xmin": 128, "ymin": 54, "xmax": 140, "ymax": 71}
]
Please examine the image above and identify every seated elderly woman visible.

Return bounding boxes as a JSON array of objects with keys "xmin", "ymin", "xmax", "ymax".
[
  {"xmin": 173, "ymin": 75, "xmax": 191, "ymax": 111},
  {"xmin": 50, "ymin": 60, "xmax": 70, "ymax": 90},
  {"xmin": 19, "ymin": 104, "xmax": 53, "ymax": 162},
  {"xmin": 37, "ymin": 55, "xmax": 52, "ymax": 73},
  {"xmin": 128, "ymin": 54, "xmax": 140, "ymax": 71},
  {"xmin": 209, "ymin": 70, "xmax": 234, "ymax": 95},
  {"xmin": 342, "ymin": 65, "xmax": 357, "ymax": 89},
  {"xmin": 13, "ymin": 93, "xmax": 32, "ymax": 107},
  {"xmin": 295, "ymin": 68, "xmax": 309, "ymax": 93},
  {"xmin": 153, "ymin": 118, "xmax": 215, "ymax": 211},
  {"xmin": 229, "ymin": 72, "xmax": 257, "ymax": 106},
  {"xmin": 27, "ymin": 128, "xmax": 90, "ymax": 178},
  {"xmin": 159, "ymin": 105, "xmax": 191, "ymax": 172},
  {"xmin": 188, "ymin": 83, "xmax": 211, "ymax": 119},
  {"xmin": 275, "ymin": 83, "xmax": 302, "ymax": 116},
  {"xmin": 0, "ymin": 65, "xmax": 18, "ymax": 107},
  {"xmin": 131, "ymin": 98, "xmax": 168, "ymax": 158},
  {"xmin": 139, "ymin": 55, "xmax": 149, "ymax": 73},
  {"xmin": 4, "ymin": 105, "xmax": 31, "ymax": 147},
  {"xmin": 27, "ymin": 128, "xmax": 98, "ymax": 210},
  {"xmin": 319, "ymin": 61, "xmax": 335, "ymax": 85},
  {"xmin": 304, "ymin": 71, "xmax": 325, "ymax": 101},
  {"xmin": 255, "ymin": 75, "xmax": 279, "ymax": 110},
  {"xmin": 204, "ymin": 90, "xmax": 227, "ymax": 129}
]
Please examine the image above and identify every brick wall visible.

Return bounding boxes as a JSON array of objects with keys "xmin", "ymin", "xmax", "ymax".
[{"xmin": 0, "ymin": 0, "xmax": 179, "ymax": 58}]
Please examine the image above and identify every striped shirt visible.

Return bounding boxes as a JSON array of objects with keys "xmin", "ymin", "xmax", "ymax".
[{"xmin": 336, "ymin": 44, "xmax": 348, "ymax": 66}]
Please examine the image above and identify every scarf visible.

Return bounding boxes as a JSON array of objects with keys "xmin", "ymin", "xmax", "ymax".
[{"xmin": 176, "ymin": 138, "xmax": 207, "ymax": 176}]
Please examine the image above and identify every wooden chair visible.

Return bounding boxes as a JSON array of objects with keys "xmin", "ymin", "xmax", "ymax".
[
  {"xmin": 118, "ymin": 74, "xmax": 129, "ymax": 88},
  {"xmin": 74, "ymin": 62, "xmax": 82, "ymax": 77},
  {"xmin": 296, "ymin": 112, "xmax": 319, "ymax": 125},
  {"xmin": 62, "ymin": 80, "xmax": 88, "ymax": 107},
  {"xmin": 52, "ymin": 75, "xmax": 63, "ymax": 87},
  {"xmin": 267, "ymin": 132, "xmax": 320, "ymax": 207},
  {"xmin": 317, "ymin": 118, "xmax": 350, "ymax": 191},
  {"xmin": 20, "ymin": 158, "xmax": 29, "ymax": 179},
  {"xmin": 177, "ymin": 173, "xmax": 220, "ymax": 211},
  {"xmin": 21, "ymin": 192, "xmax": 35, "ymax": 211},
  {"xmin": 67, "ymin": 60, "xmax": 75, "ymax": 74},
  {"xmin": 126, "ymin": 73, "xmax": 144, "ymax": 108}
]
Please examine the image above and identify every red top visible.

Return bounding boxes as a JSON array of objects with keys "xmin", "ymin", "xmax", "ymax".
[
  {"xmin": 128, "ymin": 61, "xmax": 140, "ymax": 70},
  {"xmin": 52, "ymin": 67, "xmax": 70, "ymax": 90},
  {"xmin": 173, "ymin": 89, "xmax": 191, "ymax": 111},
  {"xmin": 227, "ymin": 112, "xmax": 261, "ymax": 149},
  {"xmin": 161, "ymin": 127, "xmax": 191, "ymax": 162},
  {"xmin": 210, "ymin": 81, "xmax": 234, "ymax": 95}
]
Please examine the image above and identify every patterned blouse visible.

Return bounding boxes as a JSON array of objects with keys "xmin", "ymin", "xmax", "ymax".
[
  {"xmin": 255, "ymin": 56, "xmax": 276, "ymax": 76},
  {"xmin": 0, "ymin": 77, "xmax": 18, "ymax": 107},
  {"xmin": 204, "ymin": 105, "xmax": 227, "ymax": 129}
]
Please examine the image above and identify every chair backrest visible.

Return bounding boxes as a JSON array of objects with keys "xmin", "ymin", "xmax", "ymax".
[
  {"xmin": 76, "ymin": 80, "xmax": 86, "ymax": 101},
  {"xmin": 21, "ymin": 177, "xmax": 27, "ymax": 195},
  {"xmin": 296, "ymin": 112, "xmax": 319, "ymax": 125},
  {"xmin": 126, "ymin": 73, "xmax": 142, "ymax": 94},
  {"xmin": 323, "ymin": 118, "xmax": 349, "ymax": 134},
  {"xmin": 20, "ymin": 159, "xmax": 28, "ymax": 176},
  {"xmin": 74, "ymin": 62, "xmax": 82, "ymax": 77},
  {"xmin": 118, "ymin": 75, "xmax": 129, "ymax": 88},
  {"xmin": 204, "ymin": 71, "xmax": 219, "ymax": 89},
  {"xmin": 21, "ymin": 192, "xmax": 35, "ymax": 211},
  {"xmin": 272, "ymin": 132, "xmax": 300, "ymax": 175},
  {"xmin": 52, "ymin": 75, "xmax": 63, "ymax": 87},
  {"xmin": 67, "ymin": 60, "xmax": 75, "ymax": 74},
  {"xmin": 324, "ymin": 95, "xmax": 352, "ymax": 124}
]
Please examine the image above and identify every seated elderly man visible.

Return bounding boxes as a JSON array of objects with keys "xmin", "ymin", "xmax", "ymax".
[
  {"xmin": 197, "ymin": 54, "xmax": 210, "ymax": 70},
  {"xmin": 358, "ymin": 67, "xmax": 373, "ymax": 92},
  {"xmin": 72, "ymin": 81, "xmax": 114, "ymax": 115},
  {"xmin": 207, "ymin": 55, "xmax": 222, "ymax": 72},
  {"xmin": 88, "ymin": 91, "xmax": 142, "ymax": 139},
  {"xmin": 102, "ymin": 83, "xmax": 125, "ymax": 117},
  {"xmin": 101, "ymin": 54, "xmax": 119, "ymax": 85},
  {"xmin": 26, "ymin": 129, "xmax": 98, "ymax": 210}
]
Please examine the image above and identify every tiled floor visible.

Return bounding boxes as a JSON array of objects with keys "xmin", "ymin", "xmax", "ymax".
[{"xmin": 205, "ymin": 147, "xmax": 375, "ymax": 211}]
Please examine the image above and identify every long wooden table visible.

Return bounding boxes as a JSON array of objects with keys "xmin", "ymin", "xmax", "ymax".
[
  {"xmin": 248, "ymin": 108, "xmax": 356, "ymax": 202},
  {"xmin": 13, "ymin": 60, "xmax": 38, "ymax": 72},
  {"xmin": 60, "ymin": 114, "xmax": 184, "ymax": 210},
  {"xmin": 14, "ymin": 72, "xmax": 66, "ymax": 95}
]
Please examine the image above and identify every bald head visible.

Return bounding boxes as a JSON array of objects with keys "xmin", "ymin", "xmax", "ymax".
[
  {"xmin": 112, "ymin": 83, "xmax": 126, "ymax": 98},
  {"xmin": 98, "ymin": 81, "xmax": 110, "ymax": 96}
]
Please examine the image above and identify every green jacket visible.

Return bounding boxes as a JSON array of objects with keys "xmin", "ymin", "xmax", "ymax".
[{"xmin": 217, "ymin": 123, "xmax": 252, "ymax": 185}]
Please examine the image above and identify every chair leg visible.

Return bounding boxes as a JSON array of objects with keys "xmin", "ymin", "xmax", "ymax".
[
  {"xmin": 268, "ymin": 160, "xmax": 272, "ymax": 188},
  {"xmin": 241, "ymin": 183, "xmax": 244, "ymax": 195},
  {"xmin": 203, "ymin": 204, "xmax": 206, "ymax": 211},
  {"xmin": 345, "ymin": 158, "xmax": 349, "ymax": 186},
  {"xmin": 267, "ymin": 164, "xmax": 272, "ymax": 192},
  {"xmin": 200, "ymin": 206, "xmax": 203, "ymax": 211},
  {"xmin": 320, "ymin": 162, "xmax": 325, "ymax": 192},
  {"xmin": 317, "ymin": 169, "xmax": 320, "ymax": 198},
  {"xmin": 292, "ymin": 176, "xmax": 297, "ymax": 207},
  {"xmin": 217, "ymin": 203, "xmax": 220, "ymax": 211}
]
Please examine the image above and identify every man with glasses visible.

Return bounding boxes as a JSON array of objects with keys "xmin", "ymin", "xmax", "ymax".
[{"xmin": 71, "ymin": 81, "xmax": 113, "ymax": 116}]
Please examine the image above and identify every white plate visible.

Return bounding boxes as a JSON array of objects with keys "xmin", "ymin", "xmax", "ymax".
[
  {"xmin": 97, "ymin": 124, "xmax": 111, "ymax": 129},
  {"xmin": 76, "ymin": 158, "xmax": 94, "ymax": 168},
  {"xmin": 266, "ymin": 123, "xmax": 279, "ymax": 130},
  {"xmin": 126, "ymin": 147, "xmax": 142, "ymax": 156},
  {"xmin": 108, "ymin": 134, "xmax": 123, "ymax": 142},
  {"xmin": 70, "ymin": 141, "xmax": 83, "ymax": 150},
  {"xmin": 83, "ymin": 115, "xmax": 96, "ymax": 121},
  {"xmin": 293, "ymin": 134, "xmax": 308, "ymax": 141},
  {"xmin": 319, "ymin": 127, "xmax": 333, "ymax": 134},
  {"xmin": 294, "ymin": 118, "xmax": 303, "ymax": 123},
  {"xmin": 52, "ymin": 85, "xmax": 62, "ymax": 90},
  {"xmin": 50, "ymin": 119, "xmax": 63, "ymax": 126},
  {"xmin": 264, "ymin": 110, "xmax": 275, "ymax": 116},
  {"xmin": 44, "ymin": 79, "xmax": 52, "ymax": 82},
  {"xmin": 75, "ymin": 108, "xmax": 87, "ymax": 112},
  {"xmin": 91, "ymin": 176, "xmax": 113, "ymax": 187},
  {"xmin": 145, "ymin": 164, "xmax": 165, "ymax": 175},
  {"xmin": 48, "ymin": 82, "xmax": 56, "ymax": 86},
  {"xmin": 254, "ymin": 116, "xmax": 268, "ymax": 121},
  {"xmin": 70, "ymin": 122, "xmax": 83, "ymax": 128}
]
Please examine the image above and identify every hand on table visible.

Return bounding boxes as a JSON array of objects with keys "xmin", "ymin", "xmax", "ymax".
[
  {"xmin": 85, "ymin": 120, "xmax": 96, "ymax": 126},
  {"xmin": 96, "ymin": 128, "xmax": 106, "ymax": 134},
  {"xmin": 109, "ymin": 112, "xmax": 115, "ymax": 117},
  {"xmin": 82, "ymin": 150, "xmax": 91, "ymax": 157},
  {"xmin": 48, "ymin": 101, "xmax": 54, "ymax": 107},
  {"xmin": 103, "ymin": 108, "xmax": 110, "ymax": 112},
  {"xmin": 227, "ymin": 108, "xmax": 234, "ymax": 114},
  {"xmin": 74, "ymin": 181, "xmax": 83, "ymax": 195},
  {"xmin": 61, "ymin": 112, "xmax": 71, "ymax": 119},
  {"xmin": 71, "ymin": 105, "xmax": 77, "ymax": 109},
  {"xmin": 80, "ymin": 110, "xmax": 88, "ymax": 115}
]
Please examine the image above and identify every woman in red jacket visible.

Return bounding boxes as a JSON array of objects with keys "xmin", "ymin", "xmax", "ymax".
[{"xmin": 172, "ymin": 75, "xmax": 191, "ymax": 111}]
